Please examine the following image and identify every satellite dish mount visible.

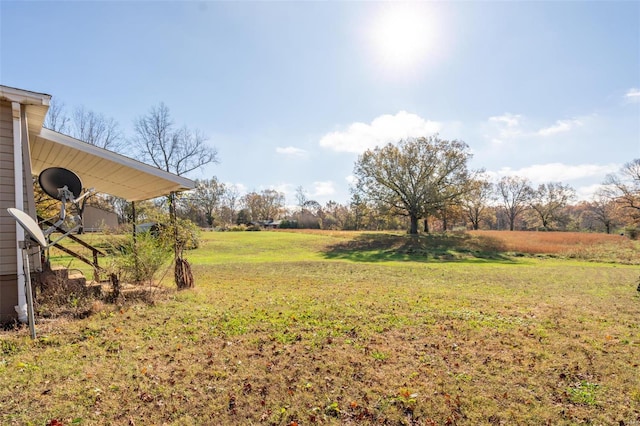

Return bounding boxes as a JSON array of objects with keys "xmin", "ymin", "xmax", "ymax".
[{"xmin": 38, "ymin": 167, "xmax": 93, "ymax": 240}]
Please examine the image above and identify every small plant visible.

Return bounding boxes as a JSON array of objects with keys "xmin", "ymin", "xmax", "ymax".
[
  {"xmin": 324, "ymin": 401, "xmax": 340, "ymax": 417},
  {"xmin": 371, "ymin": 350, "xmax": 389, "ymax": 362},
  {"xmin": 567, "ymin": 381, "xmax": 600, "ymax": 405}
]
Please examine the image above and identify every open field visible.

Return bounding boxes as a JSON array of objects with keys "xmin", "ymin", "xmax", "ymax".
[{"xmin": 2, "ymin": 230, "xmax": 639, "ymax": 425}]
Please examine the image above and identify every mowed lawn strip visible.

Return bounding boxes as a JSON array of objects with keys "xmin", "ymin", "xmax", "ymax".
[{"xmin": 2, "ymin": 231, "xmax": 639, "ymax": 425}]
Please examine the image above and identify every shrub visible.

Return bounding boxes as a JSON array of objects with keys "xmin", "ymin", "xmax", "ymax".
[
  {"xmin": 624, "ymin": 226, "xmax": 638, "ymax": 240},
  {"xmin": 105, "ymin": 232, "xmax": 172, "ymax": 285}
]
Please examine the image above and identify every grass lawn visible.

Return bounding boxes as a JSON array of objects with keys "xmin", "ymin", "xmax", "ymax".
[{"xmin": 2, "ymin": 230, "xmax": 639, "ymax": 425}]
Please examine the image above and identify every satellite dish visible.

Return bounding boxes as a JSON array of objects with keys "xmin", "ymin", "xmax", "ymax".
[
  {"xmin": 39, "ymin": 167, "xmax": 82, "ymax": 201},
  {"xmin": 7, "ymin": 208, "xmax": 48, "ymax": 248}
]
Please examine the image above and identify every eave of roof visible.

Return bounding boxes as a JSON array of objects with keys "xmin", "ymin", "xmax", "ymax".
[
  {"xmin": 0, "ymin": 85, "xmax": 51, "ymax": 134},
  {"xmin": 31, "ymin": 129, "xmax": 195, "ymax": 201}
]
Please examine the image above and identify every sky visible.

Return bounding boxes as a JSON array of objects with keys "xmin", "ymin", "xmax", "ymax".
[{"xmin": 1, "ymin": 1, "xmax": 639, "ymax": 206}]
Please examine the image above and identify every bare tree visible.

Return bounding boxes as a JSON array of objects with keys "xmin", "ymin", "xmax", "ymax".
[
  {"xmin": 133, "ymin": 103, "xmax": 218, "ymax": 177},
  {"xmin": 461, "ymin": 176, "xmax": 494, "ymax": 230},
  {"xmin": 530, "ymin": 182, "xmax": 576, "ymax": 230},
  {"xmin": 44, "ymin": 97, "xmax": 70, "ymax": 132},
  {"xmin": 221, "ymin": 185, "xmax": 240, "ymax": 226},
  {"xmin": 588, "ymin": 190, "xmax": 619, "ymax": 234},
  {"xmin": 496, "ymin": 176, "xmax": 533, "ymax": 231},
  {"xmin": 604, "ymin": 159, "xmax": 640, "ymax": 224},
  {"xmin": 71, "ymin": 106, "xmax": 124, "ymax": 152}
]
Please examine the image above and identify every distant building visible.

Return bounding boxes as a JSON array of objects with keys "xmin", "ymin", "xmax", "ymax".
[{"xmin": 83, "ymin": 205, "xmax": 118, "ymax": 232}]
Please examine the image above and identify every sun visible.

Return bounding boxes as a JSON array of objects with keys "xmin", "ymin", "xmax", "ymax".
[{"xmin": 368, "ymin": 4, "xmax": 437, "ymax": 72}]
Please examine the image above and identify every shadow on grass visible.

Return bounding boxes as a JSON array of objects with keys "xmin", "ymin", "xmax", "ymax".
[{"xmin": 323, "ymin": 232, "xmax": 515, "ymax": 264}]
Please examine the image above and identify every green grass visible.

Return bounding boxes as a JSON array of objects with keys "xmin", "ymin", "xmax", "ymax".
[{"xmin": 3, "ymin": 230, "xmax": 640, "ymax": 425}]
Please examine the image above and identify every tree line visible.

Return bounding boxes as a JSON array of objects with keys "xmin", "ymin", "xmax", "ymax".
[{"xmin": 43, "ymin": 101, "xmax": 639, "ymax": 236}]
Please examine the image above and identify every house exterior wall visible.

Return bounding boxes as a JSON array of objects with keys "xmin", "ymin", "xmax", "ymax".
[{"xmin": 0, "ymin": 100, "xmax": 19, "ymax": 321}]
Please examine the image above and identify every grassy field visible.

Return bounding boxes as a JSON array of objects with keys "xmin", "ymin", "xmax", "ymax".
[{"xmin": 2, "ymin": 230, "xmax": 639, "ymax": 425}]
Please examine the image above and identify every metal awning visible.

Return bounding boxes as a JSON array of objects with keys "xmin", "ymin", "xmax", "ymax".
[{"xmin": 30, "ymin": 129, "xmax": 195, "ymax": 201}]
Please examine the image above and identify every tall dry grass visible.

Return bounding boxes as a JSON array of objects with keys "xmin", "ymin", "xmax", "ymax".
[{"xmin": 471, "ymin": 230, "xmax": 639, "ymax": 263}]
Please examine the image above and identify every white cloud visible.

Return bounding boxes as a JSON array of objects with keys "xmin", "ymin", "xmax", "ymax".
[
  {"xmin": 312, "ymin": 181, "xmax": 336, "ymax": 197},
  {"xmin": 269, "ymin": 183, "xmax": 295, "ymax": 195},
  {"xmin": 575, "ymin": 183, "xmax": 605, "ymax": 201},
  {"xmin": 224, "ymin": 182, "xmax": 247, "ymax": 195},
  {"xmin": 485, "ymin": 113, "xmax": 524, "ymax": 144},
  {"xmin": 489, "ymin": 113, "xmax": 521, "ymax": 127},
  {"xmin": 319, "ymin": 111, "xmax": 441, "ymax": 153},
  {"xmin": 276, "ymin": 146, "xmax": 308, "ymax": 157},
  {"xmin": 492, "ymin": 162, "xmax": 619, "ymax": 184},
  {"xmin": 625, "ymin": 88, "xmax": 640, "ymax": 101},
  {"xmin": 537, "ymin": 119, "xmax": 583, "ymax": 136}
]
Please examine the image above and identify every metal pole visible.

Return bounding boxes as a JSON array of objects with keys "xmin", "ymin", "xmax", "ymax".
[{"xmin": 20, "ymin": 242, "xmax": 36, "ymax": 339}]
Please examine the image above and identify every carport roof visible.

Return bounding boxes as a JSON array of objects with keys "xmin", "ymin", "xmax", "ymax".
[
  {"xmin": 30, "ymin": 129, "xmax": 195, "ymax": 202},
  {"xmin": 1, "ymin": 84, "xmax": 195, "ymax": 202}
]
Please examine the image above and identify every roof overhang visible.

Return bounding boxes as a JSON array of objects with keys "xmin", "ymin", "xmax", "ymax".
[
  {"xmin": 31, "ymin": 129, "xmax": 195, "ymax": 201},
  {"xmin": 1, "ymin": 84, "xmax": 195, "ymax": 202},
  {"xmin": 0, "ymin": 85, "xmax": 50, "ymax": 135}
]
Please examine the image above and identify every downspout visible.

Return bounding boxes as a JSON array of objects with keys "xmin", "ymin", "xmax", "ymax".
[
  {"xmin": 11, "ymin": 102, "xmax": 27, "ymax": 322},
  {"xmin": 21, "ymin": 107, "xmax": 40, "ymax": 272}
]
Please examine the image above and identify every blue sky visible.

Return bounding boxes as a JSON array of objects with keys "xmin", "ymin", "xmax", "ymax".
[{"xmin": 2, "ymin": 1, "xmax": 639, "ymax": 206}]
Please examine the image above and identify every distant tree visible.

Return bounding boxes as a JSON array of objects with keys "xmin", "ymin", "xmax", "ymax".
[
  {"xmin": 348, "ymin": 190, "xmax": 369, "ymax": 231},
  {"xmin": 323, "ymin": 200, "xmax": 349, "ymax": 230},
  {"xmin": 192, "ymin": 177, "xmax": 226, "ymax": 227},
  {"xmin": 241, "ymin": 190, "xmax": 286, "ymax": 221},
  {"xmin": 530, "ymin": 182, "xmax": 576, "ymax": 230},
  {"xmin": 71, "ymin": 106, "xmax": 124, "ymax": 152},
  {"xmin": 587, "ymin": 191, "xmax": 619, "ymax": 234},
  {"xmin": 295, "ymin": 186, "xmax": 309, "ymax": 211},
  {"xmin": 44, "ymin": 99, "xmax": 124, "ymax": 151},
  {"xmin": 236, "ymin": 209, "xmax": 251, "ymax": 225},
  {"xmin": 44, "ymin": 97, "xmax": 70, "ymax": 132},
  {"xmin": 220, "ymin": 185, "xmax": 241, "ymax": 226},
  {"xmin": 353, "ymin": 136, "xmax": 475, "ymax": 235},
  {"xmin": 604, "ymin": 159, "xmax": 640, "ymax": 224},
  {"xmin": 461, "ymin": 176, "xmax": 494, "ymax": 230},
  {"xmin": 496, "ymin": 176, "xmax": 534, "ymax": 231},
  {"xmin": 133, "ymin": 103, "xmax": 218, "ymax": 178}
]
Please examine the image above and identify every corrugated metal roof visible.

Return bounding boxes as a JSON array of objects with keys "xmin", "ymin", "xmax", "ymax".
[{"xmin": 31, "ymin": 129, "xmax": 195, "ymax": 202}]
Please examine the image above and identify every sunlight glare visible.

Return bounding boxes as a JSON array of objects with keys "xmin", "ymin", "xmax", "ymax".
[{"xmin": 369, "ymin": 4, "xmax": 437, "ymax": 72}]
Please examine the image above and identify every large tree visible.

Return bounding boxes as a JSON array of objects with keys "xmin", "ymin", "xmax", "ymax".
[
  {"xmin": 353, "ymin": 136, "xmax": 474, "ymax": 235},
  {"xmin": 530, "ymin": 182, "xmax": 575, "ymax": 230},
  {"xmin": 133, "ymin": 103, "xmax": 218, "ymax": 177},
  {"xmin": 496, "ymin": 176, "xmax": 533, "ymax": 231}
]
